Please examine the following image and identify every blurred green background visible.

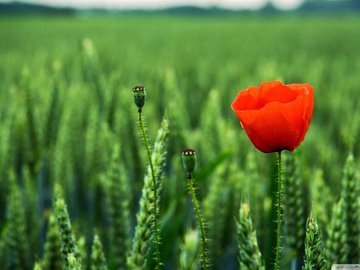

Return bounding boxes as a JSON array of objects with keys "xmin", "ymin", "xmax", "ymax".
[{"xmin": 0, "ymin": 2, "xmax": 360, "ymax": 269}]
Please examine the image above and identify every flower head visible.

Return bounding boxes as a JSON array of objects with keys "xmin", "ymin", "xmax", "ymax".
[
  {"xmin": 182, "ymin": 148, "xmax": 197, "ymax": 177},
  {"xmin": 133, "ymin": 85, "xmax": 146, "ymax": 110},
  {"xmin": 231, "ymin": 81, "xmax": 314, "ymax": 153}
]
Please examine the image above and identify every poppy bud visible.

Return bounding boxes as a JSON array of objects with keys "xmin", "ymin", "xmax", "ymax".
[
  {"xmin": 182, "ymin": 148, "xmax": 197, "ymax": 178},
  {"xmin": 133, "ymin": 85, "xmax": 146, "ymax": 111}
]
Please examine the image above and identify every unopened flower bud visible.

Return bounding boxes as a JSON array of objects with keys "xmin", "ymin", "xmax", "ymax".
[
  {"xmin": 133, "ymin": 85, "xmax": 146, "ymax": 111},
  {"xmin": 182, "ymin": 148, "xmax": 196, "ymax": 178}
]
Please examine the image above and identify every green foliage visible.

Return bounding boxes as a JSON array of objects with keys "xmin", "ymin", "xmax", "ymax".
[
  {"xmin": 42, "ymin": 214, "xmax": 63, "ymax": 270},
  {"xmin": 77, "ymin": 236, "xmax": 87, "ymax": 267},
  {"xmin": 67, "ymin": 253, "xmax": 82, "ymax": 270},
  {"xmin": 23, "ymin": 166, "xmax": 41, "ymax": 254},
  {"xmin": 6, "ymin": 173, "xmax": 30, "ymax": 270},
  {"xmin": 203, "ymin": 165, "xmax": 231, "ymax": 266},
  {"xmin": 236, "ymin": 203, "xmax": 264, "ymax": 270},
  {"xmin": 178, "ymin": 230, "xmax": 199, "ymax": 270},
  {"xmin": 0, "ymin": 235, "xmax": 7, "ymax": 268},
  {"xmin": 186, "ymin": 177, "xmax": 209, "ymax": 270},
  {"xmin": 326, "ymin": 153, "xmax": 360, "ymax": 266},
  {"xmin": 0, "ymin": 15, "xmax": 360, "ymax": 270},
  {"xmin": 91, "ymin": 234, "xmax": 108, "ymax": 270},
  {"xmin": 304, "ymin": 153, "xmax": 360, "ymax": 269},
  {"xmin": 137, "ymin": 104, "xmax": 162, "ymax": 269},
  {"xmin": 33, "ymin": 262, "xmax": 43, "ymax": 270},
  {"xmin": 340, "ymin": 153, "xmax": 360, "ymax": 263},
  {"xmin": 302, "ymin": 215, "xmax": 327, "ymax": 270},
  {"xmin": 283, "ymin": 153, "xmax": 307, "ymax": 258},
  {"xmin": 105, "ymin": 143, "xmax": 131, "ymax": 269},
  {"xmin": 241, "ymin": 152, "xmax": 269, "ymax": 258},
  {"xmin": 310, "ymin": 170, "xmax": 332, "ymax": 235},
  {"xmin": 326, "ymin": 198, "xmax": 348, "ymax": 266},
  {"xmin": 199, "ymin": 89, "xmax": 226, "ymax": 162},
  {"xmin": 127, "ymin": 115, "xmax": 169, "ymax": 269},
  {"xmin": 53, "ymin": 194, "xmax": 82, "ymax": 269}
]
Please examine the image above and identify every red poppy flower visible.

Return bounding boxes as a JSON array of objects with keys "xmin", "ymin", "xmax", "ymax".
[{"xmin": 231, "ymin": 81, "xmax": 314, "ymax": 153}]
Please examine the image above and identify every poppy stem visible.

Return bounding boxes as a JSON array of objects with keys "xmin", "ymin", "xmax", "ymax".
[
  {"xmin": 138, "ymin": 111, "xmax": 161, "ymax": 270},
  {"xmin": 274, "ymin": 151, "xmax": 283, "ymax": 270},
  {"xmin": 187, "ymin": 176, "xmax": 209, "ymax": 270}
]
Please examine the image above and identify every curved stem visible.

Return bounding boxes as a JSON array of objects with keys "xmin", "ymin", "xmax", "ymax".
[
  {"xmin": 138, "ymin": 112, "xmax": 161, "ymax": 270},
  {"xmin": 274, "ymin": 151, "xmax": 283, "ymax": 270},
  {"xmin": 187, "ymin": 177, "xmax": 208, "ymax": 270}
]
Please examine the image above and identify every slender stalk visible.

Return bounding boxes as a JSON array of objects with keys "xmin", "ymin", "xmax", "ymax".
[
  {"xmin": 274, "ymin": 151, "xmax": 282, "ymax": 270},
  {"xmin": 187, "ymin": 176, "xmax": 208, "ymax": 270},
  {"xmin": 138, "ymin": 111, "xmax": 161, "ymax": 270}
]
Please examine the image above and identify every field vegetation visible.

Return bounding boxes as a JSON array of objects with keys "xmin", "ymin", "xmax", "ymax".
[{"xmin": 0, "ymin": 14, "xmax": 359, "ymax": 269}]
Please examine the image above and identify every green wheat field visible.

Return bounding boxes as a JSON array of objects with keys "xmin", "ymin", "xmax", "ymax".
[{"xmin": 0, "ymin": 14, "xmax": 359, "ymax": 270}]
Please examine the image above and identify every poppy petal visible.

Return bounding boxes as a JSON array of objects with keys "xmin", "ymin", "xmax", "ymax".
[
  {"xmin": 237, "ymin": 102, "xmax": 301, "ymax": 152},
  {"xmin": 231, "ymin": 81, "xmax": 314, "ymax": 153}
]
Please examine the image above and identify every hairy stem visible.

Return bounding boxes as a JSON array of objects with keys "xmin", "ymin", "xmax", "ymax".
[
  {"xmin": 187, "ymin": 177, "xmax": 208, "ymax": 270},
  {"xmin": 274, "ymin": 151, "xmax": 282, "ymax": 270},
  {"xmin": 138, "ymin": 111, "xmax": 161, "ymax": 270}
]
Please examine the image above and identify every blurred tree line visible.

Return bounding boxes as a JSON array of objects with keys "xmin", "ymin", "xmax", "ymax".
[{"xmin": 0, "ymin": 0, "xmax": 359, "ymax": 15}]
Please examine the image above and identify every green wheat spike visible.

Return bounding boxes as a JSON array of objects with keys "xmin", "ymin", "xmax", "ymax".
[
  {"xmin": 42, "ymin": 68, "xmax": 61, "ymax": 150},
  {"xmin": 178, "ymin": 230, "xmax": 200, "ymax": 270},
  {"xmin": 42, "ymin": 214, "xmax": 63, "ymax": 270},
  {"xmin": 77, "ymin": 236, "xmax": 87, "ymax": 267},
  {"xmin": 302, "ymin": 214, "xmax": 327, "ymax": 270},
  {"xmin": 310, "ymin": 169, "xmax": 332, "ymax": 234},
  {"xmin": 0, "ymin": 117, "xmax": 14, "ymax": 180},
  {"xmin": 55, "ymin": 86, "xmax": 89, "ymax": 202},
  {"xmin": 203, "ymin": 164, "xmax": 230, "ymax": 266},
  {"xmin": 6, "ymin": 172, "xmax": 30, "ymax": 270},
  {"xmin": 33, "ymin": 262, "xmax": 43, "ymax": 270},
  {"xmin": 340, "ymin": 153, "xmax": 360, "ymax": 263},
  {"xmin": 91, "ymin": 234, "xmax": 108, "ymax": 270},
  {"xmin": 51, "ymin": 106, "xmax": 73, "ymax": 193},
  {"xmin": 164, "ymin": 68, "xmax": 189, "ymax": 152},
  {"xmin": 105, "ymin": 143, "xmax": 131, "ymax": 270},
  {"xmin": 236, "ymin": 203, "xmax": 264, "ymax": 270},
  {"xmin": 243, "ymin": 151, "xmax": 268, "ymax": 252},
  {"xmin": 67, "ymin": 253, "xmax": 82, "ymax": 270},
  {"xmin": 0, "ymin": 226, "xmax": 8, "ymax": 268},
  {"xmin": 283, "ymin": 153, "xmax": 307, "ymax": 258},
  {"xmin": 81, "ymin": 38, "xmax": 106, "ymax": 112},
  {"xmin": 23, "ymin": 166, "xmax": 40, "ymax": 254},
  {"xmin": 84, "ymin": 109, "xmax": 100, "ymax": 183},
  {"xmin": 53, "ymin": 190, "xmax": 82, "ymax": 269},
  {"xmin": 128, "ymin": 115, "xmax": 169, "ymax": 270},
  {"xmin": 326, "ymin": 198, "xmax": 348, "ymax": 266},
  {"xmin": 84, "ymin": 113, "xmax": 112, "ymax": 186},
  {"xmin": 227, "ymin": 162, "xmax": 245, "ymax": 215},
  {"xmin": 121, "ymin": 104, "xmax": 143, "ymax": 183},
  {"xmin": 198, "ymin": 89, "xmax": 226, "ymax": 162},
  {"xmin": 10, "ymin": 84, "xmax": 29, "ymax": 171},
  {"xmin": 20, "ymin": 69, "xmax": 41, "ymax": 174}
]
